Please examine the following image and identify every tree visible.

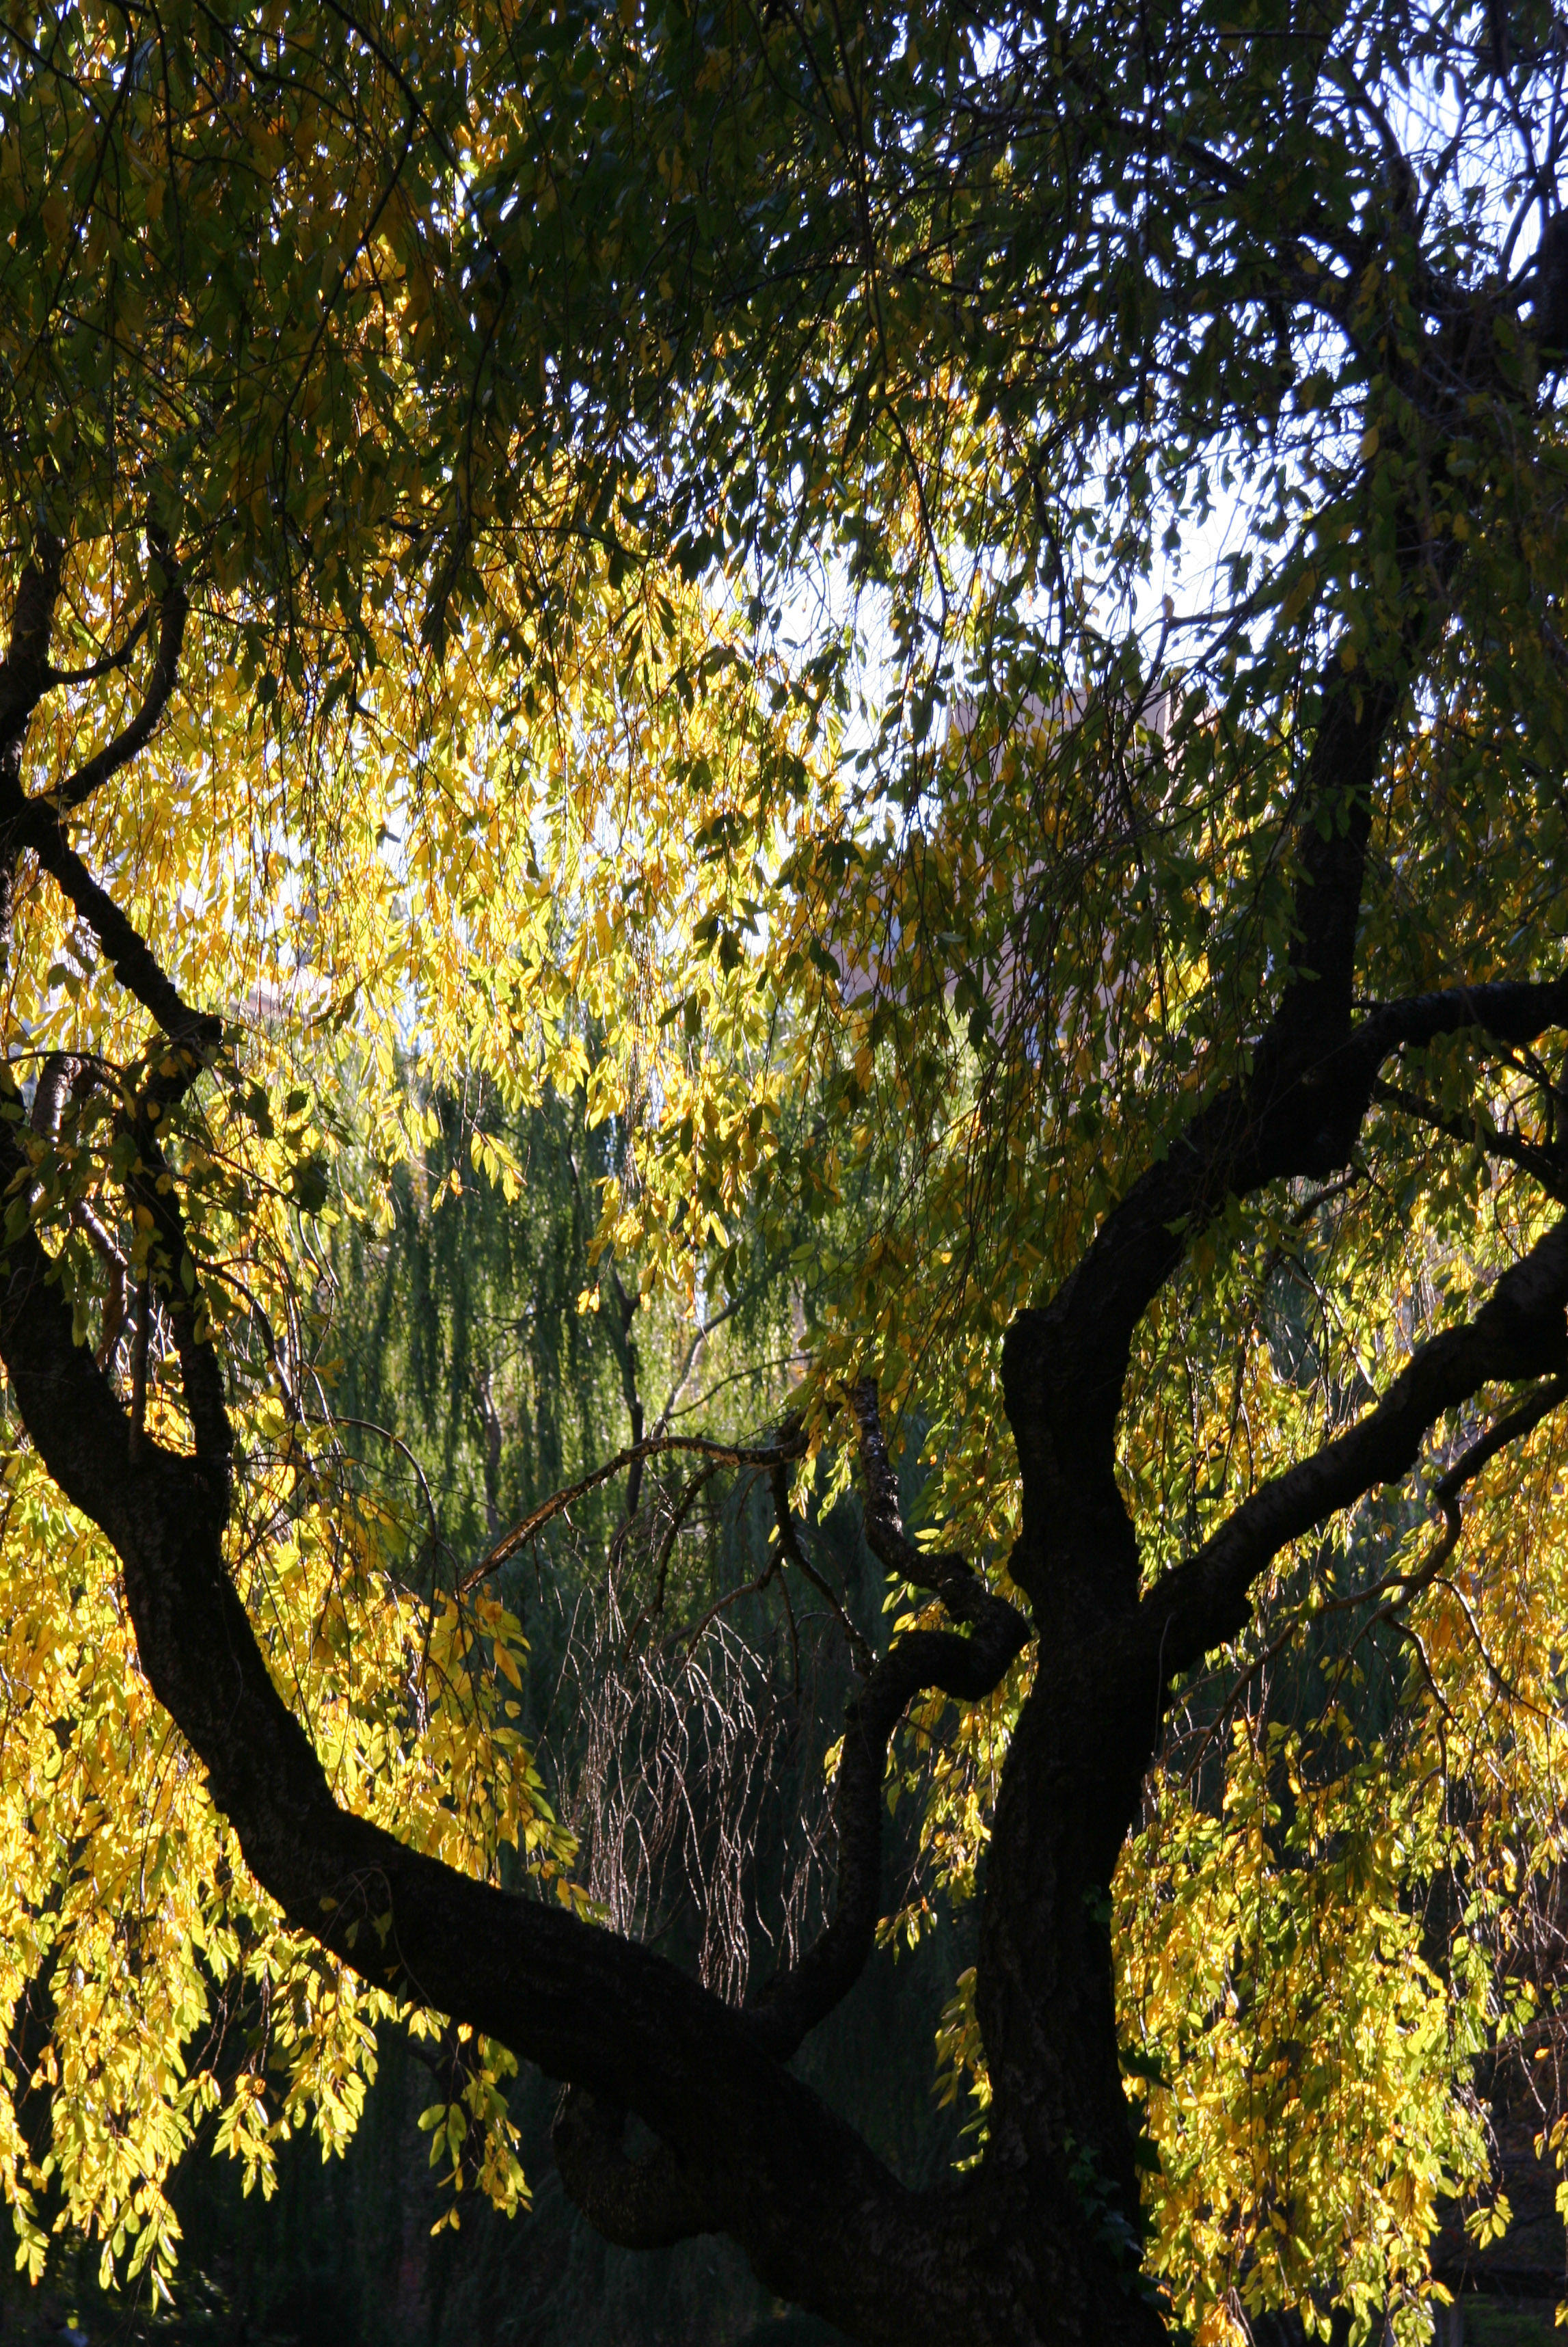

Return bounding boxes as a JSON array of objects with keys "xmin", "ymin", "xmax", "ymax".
[{"xmin": 3, "ymin": 0, "xmax": 1568, "ymax": 2342}]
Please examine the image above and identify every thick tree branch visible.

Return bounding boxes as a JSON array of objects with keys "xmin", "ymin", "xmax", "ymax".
[
  {"xmin": 999, "ymin": 293, "xmax": 1560, "ymax": 1626},
  {"xmin": 848, "ymin": 1378, "xmax": 1018, "ymax": 1631},
  {"xmin": 0, "ymin": 537, "xmax": 228, "ymax": 1479},
  {"xmin": 1, "ymin": 1080, "xmax": 228, "ymax": 1475},
  {"xmin": 1002, "ymin": 661, "xmax": 1399, "ymax": 1622},
  {"xmin": 0, "ymin": 806, "xmax": 226, "ymax": 1456},
  {"xmin": 0, "ymin": 537, "xmax": 65, "ymax": 952},
  {"xmin": 1361, "ymin": 972, "xmax": 1568, "ymax": 1059},
  {"xmin": 1170, "ymin": 1374, "xmax": 1568, "ymax": 1786},
  {"xmin": 1271, "ymin": 677, "xmax": 1403, "ymax": 1064},
  {"xmin": 1040, "ymin": 613, "xmax": 1444, "ymax": 1367},
  {"xmin": 1141, "ymin": 1217, "xmax": 1568, "ymax": 1684},
  {"xmin": 28, "ymin": 1051, "xmax": 80, "ymax": 1141},
  {"xmin": 0, "ymin": 537, "xmax": 64, "ymax": 767},
  {"xmin": 552, "ymin": 2087, "xmax": 716, "ymax": 2247},
  {"xmin": 1005, "ymin": 948, "xmax": 1568, "ymax": 1626}
]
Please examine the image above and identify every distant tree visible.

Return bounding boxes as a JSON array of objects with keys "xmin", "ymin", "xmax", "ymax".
[{"xmin": 4, "ymin": 3, "xmax": 1568, "ymax": 2344}]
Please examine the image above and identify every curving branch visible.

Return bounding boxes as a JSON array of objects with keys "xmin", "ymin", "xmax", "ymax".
[
  {"xmin": 0, "ymin": 1184, "xmax": 1036, "ymax": 2341},
  {"xmin": 0, "ymin": 544, "xmax": 234, "ymax": 1523},
  {"xmin": 0, "ymin": 553, "xmax": 229, "ymax": 1475},
  {"xmin": 0, "ymin": 543, "xmax": 986, "ymax": 2340},
  {"xmin": 43, "ymin": 604, "xmax": 152, "ymax": 690},
  {"xmin": 1168, "ymin": 1372, "xmax": 1568, "ymax": 1788},
  {"xmin": 0, "ymin": 1181, "xmax": 979, "ymax": 2342},
  {"xmin": 847, "ymin": 1378, "xmax": 1010, "ymax": 1629},
  {"xmin": 752, "ymin": 1382, "xmax": 1029, "ymax": 2058},
  {"xmin": 1002, "ymin": 656, "xmax": 1410, "ymax": 1624},
  {"xmin": 48, "ymin": 543, "xmax": 187, "ymax": 816},
  {"xmin": 1141, "ymin": 1216, "xmax": 1568, "ymax": 1686},
  {"xmin": 16, "ymin": 802, "xmax": 225, "ymax": 1448},
  {"xmin": 1003, "ymin": 941, "xmax": 1568, "ymax": 1631},
  {"xmin": 1371, "ymin": 1074, "xmax": 1568, "ymax": 1201},
  {"xmin": 462, "ymin": 1425, "xmax": 809, "ymax": 1588},
  {"xmin": 1393, "ymin": 1373, "xmax": 1568, "ymax": 1605}
]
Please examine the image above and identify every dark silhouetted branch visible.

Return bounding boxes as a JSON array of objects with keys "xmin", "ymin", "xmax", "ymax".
[
  {"xmin": 552, "ymin": 2087, "xmax": 715, "ymax": 2247},
  {"xmin": 1172, "ymin": 1374, "xmax": 1568, "ymax": 1787},
  {"xmin": 0, "ymin": 536, "xmax": 64, "ymax": 767},
  {"xmin": 16, "ymin": 805, "xmax": 219, "ymax": 1058},
  {"xmin": 44, "ymin": 604, "xmax": 152, "ymax": 690},
  {"xmin": 752, "ymin": 1382, "xmax": 1028, "ymax": 2057},
  {"xmin": 0, "ymin": 1174, "xmax": 981, "ymax": 2343},
  {"xmin": 50, "ymin": 546, "xmax": 187, "ymax": 815},
  {"xmin": 463, "ymin": 1425, "xmax": 809, "ymax": 1587},
  {"xmin": 770, "ymin": 1441, "xmax": 873, "ymax": 1673},
  {"xmin": 1372, "ymin": 1075, "xmax": 1568, "ymax": 1201},
  {"xmin": 1142, "ymin": 1218, "xmax": 1568, "ymax": 1684}
]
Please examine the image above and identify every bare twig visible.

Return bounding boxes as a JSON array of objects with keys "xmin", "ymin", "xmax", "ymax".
[{"xmin": 461, "ymin": 1426, "xmax": 809, "ymax": 1590}]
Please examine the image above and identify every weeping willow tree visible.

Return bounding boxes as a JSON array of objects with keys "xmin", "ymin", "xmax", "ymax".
[
  {"xmin": 323, "ymin": 1064, "xmax": 870, "ymax": 2003},
  {"xmin": 333, "ymin": 1078, "xmax": 638, "ymax": 1560}
]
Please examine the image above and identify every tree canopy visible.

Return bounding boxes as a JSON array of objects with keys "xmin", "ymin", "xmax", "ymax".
[{"xmin": 3, "ymin": 0, "xmax": 1568, "ymax": 2342}]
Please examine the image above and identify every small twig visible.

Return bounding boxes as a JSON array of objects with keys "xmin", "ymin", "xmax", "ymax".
[
  {"xmin": 620, "ymin": 1460, "xmax": 725, "ymax": 1657},
  {"xmin": 673, "ymin": 1555, "xmax": 782, "ymax": 1659},
  {"xmin": 770, "ymin": 1451, "xmax": 874, "ymax": 1674},
  {"xmin": 329, "ymin": 1413, "xmax": 446, "ymax": 1578},
  {"xmin": 461, "ymin": 1427, "xmax": 808, "ymax": 1591},
  {"xmin": 1432, "ymin": 1572, "xmax": 1558, "ymax": 1724},
  {"xmin": 776, "ymin": 1559, "xmax": 802, "ymax": 1700}
]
